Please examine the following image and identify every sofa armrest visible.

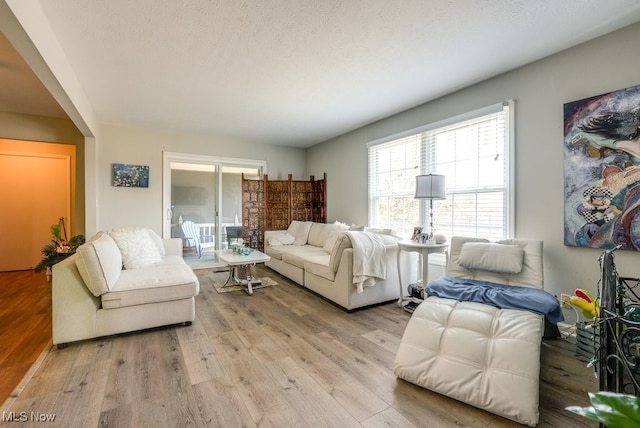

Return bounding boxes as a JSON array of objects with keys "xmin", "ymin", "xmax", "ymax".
[
  {"xmin": 52, "ymin": 255, "xmax": 101, "ymax": 345},
  {"xmin": 163, "ymin": 238, "xmax": 183, "ymax": 256}
]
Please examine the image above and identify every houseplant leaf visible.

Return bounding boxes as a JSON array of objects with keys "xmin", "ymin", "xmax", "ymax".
[
  {"xmin": 591, "ymin": 391, "xmax": 640, "ymax": 427},
  {"xmin": 565, "ymin": 404, "xmax": 600, "ymax": 423},
  {"xmin": 34, "ymin": 226, "xmax": 85, "ymax": 274},
  {"xmin": 567, "ymin": 391, "xmax": 640, "ymax": 427}
]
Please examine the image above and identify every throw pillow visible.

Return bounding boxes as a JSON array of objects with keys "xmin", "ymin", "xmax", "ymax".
[
  {"xmin": 108, "ymin": 227, "xmax": 164, "ymax": 270},
  {"xmin": 322, "ymin": 231, "xmax": 340, "ymax": 253},
  {"xmin": 334, "ymin": 221, "xmax": 350, "ymax": 230},
  {"xmin": 75, "ymin": 232, "xmax": 123, "ymax": 296},
  {"xmin": 458, "ymin": 242, "xmax": 525, "ymax": 274},
  {"xmin": 333, "ymin": 220, "xmax": 351, "ymax": 232},
  {"xmin": 307, "ymin": 223, "xmax": 331, "ymax": 247},
  {"xmin": 147, "ymin": 229, "xmax": 166, "ymax": 255},
  {"xmin": 316, "ymin": 221, "xmax": 349, "ymax": 254},
  {"xmin": 269, "ymin": 232, "xmax": 296, "ymax": 246},
  {"xmin": 287, "ymin": 220, "xmax": 313, "ymax": 245}
]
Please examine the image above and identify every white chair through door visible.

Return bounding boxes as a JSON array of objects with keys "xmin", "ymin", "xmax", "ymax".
[{"xmin": 181, "ymin": 220, "xmax": 215, "ymax": 258}]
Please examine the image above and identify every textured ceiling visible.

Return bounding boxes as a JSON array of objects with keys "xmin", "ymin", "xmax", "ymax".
[{"xmin": 4, "ymin": 0, "xmax": 640, "ymax": 147}]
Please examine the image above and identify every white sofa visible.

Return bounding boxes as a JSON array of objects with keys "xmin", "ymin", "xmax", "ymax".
[
  {"xmin": 264, "ymin": 221, "xmax": 417, "ymax": 310},
  {"xmin": 52, "ymin": 227, "xmax": 199, "ymax": 347}
]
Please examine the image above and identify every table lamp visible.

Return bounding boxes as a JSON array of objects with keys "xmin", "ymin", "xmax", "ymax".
[{"xmin": 415, "ymin": 174, "xmax": 446, "ymax": 240}]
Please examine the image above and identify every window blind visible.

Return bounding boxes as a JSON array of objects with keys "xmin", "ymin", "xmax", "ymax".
[{"xmin": 368, "ymin": 101, "xmax": 513, "ymax": 240}]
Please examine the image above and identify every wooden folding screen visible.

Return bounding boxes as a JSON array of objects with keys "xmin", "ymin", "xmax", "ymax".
[{"xmin": 241, "ymin": 173, "xmax": 326, "ymax": 250}]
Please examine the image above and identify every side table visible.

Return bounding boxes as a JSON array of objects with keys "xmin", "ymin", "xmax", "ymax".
[{"xmin": 397, "ymin": 241, "xmax": 448, "ymax": 307}]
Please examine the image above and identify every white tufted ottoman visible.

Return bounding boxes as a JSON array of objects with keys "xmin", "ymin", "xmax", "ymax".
[{"xmin": 393, "ymin": 296, "xmax": 544, "ymax": 426}]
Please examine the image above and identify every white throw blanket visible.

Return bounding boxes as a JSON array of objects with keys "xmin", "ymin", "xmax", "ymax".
[{"xmin": 344, "ymin": 231, "xmax": 386, "ymax": 293}]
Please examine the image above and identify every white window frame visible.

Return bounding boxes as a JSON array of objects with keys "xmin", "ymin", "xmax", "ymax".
[{"xmin": 367, "ymin": 101, "xmax": 515, "ymax": 240}]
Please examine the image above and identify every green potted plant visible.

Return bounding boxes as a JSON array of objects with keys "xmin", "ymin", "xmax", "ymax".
[
  {"xmin": 35, "ymin": 221, "xmax": 85, "ymax": 280},
  {"xmin": 566, "ymin": 391, "xmax": 640, "ymax": 427}
]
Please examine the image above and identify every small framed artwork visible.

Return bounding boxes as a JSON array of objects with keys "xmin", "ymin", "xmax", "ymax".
[
  {"xmin": 112, "ymin": 163, "xmax": 149, "ymax": 188},
  {"xmin": 419, "ymin": 233, "xmax": 434, "ymax": 244},
  {"xmin": 411, "ymin": 226, "xmax": 423, "ymax": 241}
]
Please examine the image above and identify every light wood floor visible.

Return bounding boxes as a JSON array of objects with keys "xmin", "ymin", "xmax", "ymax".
[{"xmin": 0, "ymin": 266, "xmax": 597, "ymax": 427}]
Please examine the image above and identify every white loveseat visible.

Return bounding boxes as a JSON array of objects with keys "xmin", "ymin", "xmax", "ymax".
[
  {"xmin": 264, "ymin": 221, "xmax": 417, "ymax": 310},
  {"xmin": 52, "ymin": 227, "xmax": 199, "ymax": 347}
]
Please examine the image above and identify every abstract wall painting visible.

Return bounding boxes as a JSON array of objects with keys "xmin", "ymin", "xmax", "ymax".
[
  {"xmin": 112, "ymin": 163, "xmax": 150, "ymax": 188},
  {"xmin": 564, "ymin": 83, "xmax": 640, "ymax": 251}
]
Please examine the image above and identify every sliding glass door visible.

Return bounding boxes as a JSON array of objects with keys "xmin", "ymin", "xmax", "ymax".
[
  {"xmin": 162, "ymin": 152, "xmax": 265, "ymax": 263},
  {"xmin": 170, "ymin": 163, "xmax": 218, "ymax": 257}
]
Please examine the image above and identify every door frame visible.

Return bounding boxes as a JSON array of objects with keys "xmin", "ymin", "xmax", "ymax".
[{"xmin": 162, "ymin": 151, "xmax": 266, "ymax": 241}]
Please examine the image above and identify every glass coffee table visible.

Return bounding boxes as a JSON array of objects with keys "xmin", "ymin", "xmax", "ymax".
[{"xmin": 216, "ymin": 249, "xmax": 271, "ymax": 295}]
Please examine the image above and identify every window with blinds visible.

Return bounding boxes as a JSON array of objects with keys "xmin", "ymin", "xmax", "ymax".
[{"xmin": 367, "ymin": 101, "xmax": 513, "ymax": 240}]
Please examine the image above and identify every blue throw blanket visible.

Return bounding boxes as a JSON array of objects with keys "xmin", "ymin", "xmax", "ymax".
[{"xmin": 426, "ymin": 276, "xmax": 564, "ymax": 324}]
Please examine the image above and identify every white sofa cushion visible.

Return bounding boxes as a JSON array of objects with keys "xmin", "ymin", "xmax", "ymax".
[
  {"xmin": 321, "ymin": 221, "xmax": 351, "ymax": 253},
  {"xmin": 265, "ymin": 245, "xmax": 284, "ymax": 260},
  {"xmin": 304, "ymin": 255, "xmax": 334, "ymax": 281},
  {"xmin": 108, "ymin": 227, "xmax": 164, "ymax": 270},
  {"xmin": 161, "ymin": 255, "xmax": 190, "ymax": 265},
  {"xmin": 75, "ymin": 232, "xmax": 123, "ymax": 297},
  {"xmin": 308, "ymin": 221, "xmax": 348, "ymax": 247},
  {"xmin": 394, "ymin": 296, "xmax": 543, "ymax": 426},
  {"xmin": 102, "ymin": 264, "xmax": 199, "ymax": 309},
  {"xmin": 322, "ymin": 235, "xmax": 338, "ymax": 253},
  {"xmin": 328, "ymin": 233, "xmax": 352, "ymax": 272},
  {"xmin": 281, "ymin": 245, "xmax": 328, "ymax": 268},
  {"xmin": 307, "ymin": 222, "xmax": 331, "ymax": 247},
  {"xmin": 458, "ymin": 242, "xmax": 524, "ymax": 274},
  {"xmin": 287, "ymin": 220, "xmax": 313, "ymax": 245}
]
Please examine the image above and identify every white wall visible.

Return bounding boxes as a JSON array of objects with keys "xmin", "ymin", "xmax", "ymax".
[
  {"xmin": 307, "ymin": 22, "xmax": 640, "ymax": 300},
  {"xmin": 96, "ymin": 123, "xmax": 306, "ymax": 234}
]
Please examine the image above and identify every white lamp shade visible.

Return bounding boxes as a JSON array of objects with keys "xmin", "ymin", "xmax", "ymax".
[{"xmin": 415, "ymin": 174, "xmax": 446, "ymax": 199}]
